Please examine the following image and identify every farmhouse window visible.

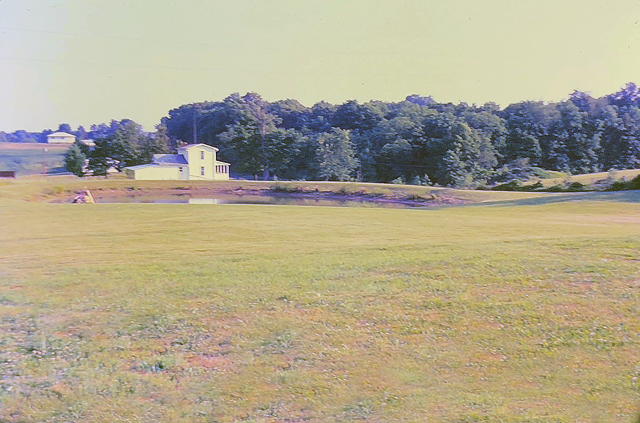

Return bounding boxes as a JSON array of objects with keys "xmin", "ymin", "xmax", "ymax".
[
  {"xmin": 201, "ymin": 151, "xmax": 205, "ymax": 160},
  {"xmin": 201, "ymin": 166, "xmax": 205, "ymax": 176}
]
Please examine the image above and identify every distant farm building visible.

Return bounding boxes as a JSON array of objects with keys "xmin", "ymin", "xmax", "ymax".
[
  {"xmin": 47, "ymin": 132, "xmax": 76, "ymax": 144},
  {"xmin": 124, "ymin": 144, "xmax": 230, "ymax": 181}
]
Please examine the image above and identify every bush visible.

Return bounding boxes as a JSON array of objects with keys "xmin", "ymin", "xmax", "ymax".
[
  {"xmin": 547, "ymin": 184, "xmax": 565, "ymax": 192},
  {"xmin": 628, "ymin": 174, "xmax": 640, "ymax": 190},
  {"xmin": 606, "ymin": 181, "xmax": 628, "ymax": 191},
  {"xmin": 270, "ymin": 183, "xmax": 302, "ymax": 193},
  {"xmin": 391, "ymin": 177, "xmax": 404, "ymax": 185},
  {"xmin": 336, "ymin": 186, "xmax": 350, "ymax": 195},
  {"xmin": 492, "ymin": 180, "xmax": 522, "ymax": 191},
  {"xmin": 566, "ymin": 182, "xmax": 586, "ymax": 192},
  {"xmin": 527, "ymin": 181, "xmax": 545, "ymax": 191},
  {"xmin": 403, "ymin": 193, "xmax": 431, "ymax": 201}
]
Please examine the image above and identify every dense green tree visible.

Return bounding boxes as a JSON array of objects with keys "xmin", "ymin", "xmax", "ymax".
[
  {"xmin": 63, "ymin": 145, "xmax": 86, "ymax": 177},
  {"xmin": 269, "ymin": 99, "xmax": 310, "ymax": 131},
  {"xmin": 136, "ymin": 124, "xmax": 170, "ymax": 164},
  {"xmin": 264, "ymin": 128, "xmax": 304, "ymax": 179},
  {"xmin": 441, "ymin": 122, "xmax": 495, "ymax": 187},
  {"xmin": 331, "ymin": 100, "xmax": 384, "ymax": 132},
  {"xmin": 219, "ymin": 122, "xmax": 263, "ymax": 176},
  {"xmin": 57, "ymin": 123, "xmax": 72, "ymax": 133},
  {"xmin": 235, "ymin": 92, "xmax": 280, "ymax": 180},
  {"xmin": 317, "ymin": 128, "xmax": 359, "ymax": 181},
  {"xmin": 87, "ymin": 138, "xmax": 112, "ymax": 176}
]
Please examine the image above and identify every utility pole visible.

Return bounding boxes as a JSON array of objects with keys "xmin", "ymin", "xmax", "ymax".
[
  {"xmin": 43, "ymin": 146, "xmax": 48, "ymax": 176},
  {"xmin": 193, "ymin": 103, "xmax": 198, "ymax": 144}
]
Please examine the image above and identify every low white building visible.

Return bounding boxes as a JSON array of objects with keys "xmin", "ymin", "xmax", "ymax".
[
  {"xmin": 124, "ymin": 143, "xmax": 230, "ymax": 181},
  {"xmin": 47, "ymin": 132, "xmax": 76, "ymax": 144}
]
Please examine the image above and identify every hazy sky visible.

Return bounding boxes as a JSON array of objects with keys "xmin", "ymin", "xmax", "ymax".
[{"xmin": 1, "ymin": 0, "xmax": 640, "ymax": 132}]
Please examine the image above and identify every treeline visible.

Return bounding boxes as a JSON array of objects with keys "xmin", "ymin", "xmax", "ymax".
[
  {"xmin": 14, "ymin": 82, "xmax": 640, "ymax": 185},
  {"xmin": 161, "ymin": 84, "xmax": 640, "ymax": 186},
  {"xmin": 0, "ymin": 121, "xmax": 131, "ymax": 144}
]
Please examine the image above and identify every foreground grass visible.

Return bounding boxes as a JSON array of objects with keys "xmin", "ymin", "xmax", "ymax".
[{"xmin": 0, "ymin": 182, "xmax": 640, "ymax": 422}]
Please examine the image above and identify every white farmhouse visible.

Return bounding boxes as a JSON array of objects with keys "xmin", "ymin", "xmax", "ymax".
[
  {"xmin": 124, "ymin": 144, "xmax": 230, "ymax": 181},
  {"xmin": 47, "ymin": 132, "xmax": 76, "ymax": 144}
]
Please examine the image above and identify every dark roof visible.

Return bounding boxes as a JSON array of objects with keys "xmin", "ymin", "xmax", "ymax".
[{"xmin": 151, "ymin": 154, "xmax": 188, "ymax": 165}]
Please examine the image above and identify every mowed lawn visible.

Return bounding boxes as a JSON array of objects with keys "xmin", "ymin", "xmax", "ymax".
[{"xmin": 1, "ymin": 195, "xmax": 640, "ymax": 422}]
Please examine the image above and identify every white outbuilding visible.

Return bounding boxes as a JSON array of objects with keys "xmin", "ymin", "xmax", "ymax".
[{"xmin": 47, "ymin": 132, "xmax": 76, "ymax": 144}]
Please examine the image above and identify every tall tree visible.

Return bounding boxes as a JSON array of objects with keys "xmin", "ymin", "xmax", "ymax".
[
  {"xmin": 316, "ymin": 128, "xmax": 359, "ymax": 181},
  {"xmin": 63, "ymin": 145, "xmax": 86, "ymax": 177},
  {"xmin": 57, "ymin": 123, "xmax": 72, "ymax": 133},
  {"xmin": 238, "ymin": 92, "xmax": 279, "ymax": 180}
]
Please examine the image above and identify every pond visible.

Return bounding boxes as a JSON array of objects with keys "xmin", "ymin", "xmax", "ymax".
[{"xmin": 91, "ymin": 194, "xmax": 429, "ymax": 208}]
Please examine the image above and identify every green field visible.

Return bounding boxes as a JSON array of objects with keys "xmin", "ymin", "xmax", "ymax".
[
  {"xmin": 539, "ymin": 169, "xmax": 640, "ymax": 188},
  {"xmin": 1, "ymin": 178, "xmax": 640, "ymax": 422},
  {"xmin": 0, "ymin": 143, "xmax": 68, "ymax": 176}
]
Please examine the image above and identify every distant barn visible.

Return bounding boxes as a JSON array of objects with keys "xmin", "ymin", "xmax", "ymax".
[
  {"xmin": 47, "ymin": 132, "xmax": 76, "ymax": 144},
  {"xmin": 0, "ymin": 171, "xmax": 16, "ymax": 178}
]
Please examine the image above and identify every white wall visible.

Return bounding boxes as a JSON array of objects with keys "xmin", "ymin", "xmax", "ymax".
[{"xmin": 130, "ymin": 166, "xmax": 181, "ymax": 180}]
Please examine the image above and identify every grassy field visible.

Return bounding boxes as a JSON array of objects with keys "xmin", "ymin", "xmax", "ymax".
[
  {"xmin": 1, "ymin": 178, "xmax": 640, "ymax": 422},
  {"xmin": 0, "ymin": 143, "xmax": 68, "ymax": 176},
  {"xmin": 537, "ymin": 169, "xmax": 640, "ymax": 188}
]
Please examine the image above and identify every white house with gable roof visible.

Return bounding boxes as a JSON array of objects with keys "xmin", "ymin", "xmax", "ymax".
[{"xmin": 124, "ymin": 144, "xmax": 230, "ymax": 181}]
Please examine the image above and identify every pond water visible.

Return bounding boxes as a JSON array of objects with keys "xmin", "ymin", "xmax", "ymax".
[{"xmin": 92, "ymin": 194, "xmax": 426, "ymax": 208}]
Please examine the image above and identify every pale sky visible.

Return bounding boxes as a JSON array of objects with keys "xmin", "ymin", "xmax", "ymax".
[{"xmin": 1, "ymin": 0, "xmax": 640, "ymax": 132}]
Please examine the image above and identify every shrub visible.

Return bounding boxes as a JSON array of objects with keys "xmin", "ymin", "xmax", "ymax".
[
  {"xmin": 566, "ymin": 182, "xmax": 586, "ymax": 192},
  {"xmin": 527, "ymin": 181, "xmax": 544, "ymax": 191},
  {"xmin": 547, "ymin": 184, "xmax": 565, "ymax": 192},
  {"xmin": 492, "ymin": 180, "xmax": 522, "ymax": 191},
  {"xmin": 628, "ymin": 174, "xmax": 640, "ymax": 190},
  {"xmin": 606, "ymin": 181, "xmax": 628, "ymax": 191},
  {"xmin": 336, "ymin": 186, "xmax": 350, "ymax": 195},
  {"xmin": 403, "ymin": 193, "xmax": 430, "ymax": 202},
  {"xmin": 270, "ymin": 183, "xmax": 301, "ymax": 193},
  {"xmin": 391, "ymin": 177, "xmax": 404, "ymax": 185}
]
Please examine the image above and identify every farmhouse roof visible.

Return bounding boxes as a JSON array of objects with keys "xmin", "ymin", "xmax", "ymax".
[
  {"xmin": 178, "ymin": 143, "xmax": 219, "ymax": 152},
  {"xmin": 48, "ymin": 132, "xmax": 74, "ymax": 137},
  {"xmin": 152, "ymin": 154, "xmax": 188, "ymax": 165}
]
